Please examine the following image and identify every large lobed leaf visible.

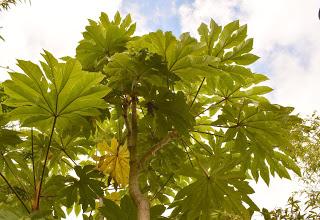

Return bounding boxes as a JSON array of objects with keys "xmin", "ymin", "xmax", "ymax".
[
  {"xmin": 170, "ymin": 158, "xmax": 259, "ymax": 219},
  {"xmin": 3, "ymin": 51, "xmax": 110, "ymax": 130},
  {"xmin": 63, "ymin": 165, "xmax": 105, "ymax": 211},
  {"xmin": 96, "ymin": 137, "xmax": 130, "ymax": 186},
  {"xmin": 76, "ymin": 12, "xmax": 136, "ymax": 71}
]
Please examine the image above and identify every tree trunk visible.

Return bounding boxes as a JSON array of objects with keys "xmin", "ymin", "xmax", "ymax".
[{"xmin": 127, "ymin": 96, "xmax": 150, "ymax": 220}]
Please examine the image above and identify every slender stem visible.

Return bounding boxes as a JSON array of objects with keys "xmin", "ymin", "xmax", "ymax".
[
  {"xmin": 0, "ymin": 171, "xmax": 30, "ymax": 214},
  {"xmin": 61, "ymin": 159, "xmax": 73, "ymax": 168},
  {"xmin": 140, "ymin": 130, "xmax": 178, "ymax": 168},
  {"xmin": 0, "ymin": 152, "xmax": 31, "ymax": 200},
  {"xmin": 140, "ymin": 106, "xmax": 156, "ymax": 141},
  {"xmin": 190, "ymin": 77, "xmax": 205, "ymax": 108},
  {"xmin": 195, "ymin": 85, "xmax": 244, "ymax": 118},
  {"xmin": 152, "ymin": 174, "xmax": 173, "ymax": 201},
  {"xmin": 128, "ymin": 96, "xmax": 150, "ymax": 220},
  {"xmin": 180, "ymin": 139, "xmax": 209, "ymax": 178},
  {"xmin": 195, "ymin": 98, "xmax": 226, "ymax": 118},
  {"xmin": 180, "ymin": 139, "xmax": 194, "ymax": 167},
  {"xmin": 192, "ymin": 130, "xmax": 224, "ymax": 137},
  {"xmin": 122, "ymin": 97, "xmax": 131, "ymax": 135},
  {"xmin": 189, "ymin": 134, "xmax": 213, "ymax": 155},
  {"xmin": 36, "ymin": 116, "xmax": 57, "ymax": 209},
  {"xmin": 181, "ymin": 139, "xmax": 210, "ymax": 178},
  {"xmin": 31, "ymin": 128, "xmax": 36, "ymax": 193},
  {"xmin": 60, "ymin": 148, "xmax": 77, "ymax": 166},
  {"xmin": 58, "ymin": 135, "xmax": 77, "ymax": 166},
  {"xmin": 0, "ymin": 65, "xmax": 15, "ymax": 72}
]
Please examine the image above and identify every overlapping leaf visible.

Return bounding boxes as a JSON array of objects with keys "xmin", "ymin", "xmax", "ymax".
[
  {"xmin": 141, "ymin": 89, "xmax": 195, "ymax": 136},
  {"xmin": 170, "ymin": 159, "xmax": 258, "ymax": 219},
  {"xmin": 100, "ymin": 195, "xmax": 166, "ymax": 220},
  {"xmin": 137, "ymin": 30, "xmax": 212, "ymax": 81},
  {"xmin": 211, "ymin": 102, "xmax": 301, "ymax": 184},
  {"xmin": 104, "ymin": 49, "xmax": 168, "ymax": 93},
  {"xmin": 76, "ymin": 12, "xmax": 136, "ymax": 71},
  {"xmin": 63, "ymin": 165, "xmax": 104, "ymax": 211},
  {"xmin": 96, "ymin": 138, "xmax": 129, "ymax": 186},
  {"xmin": 3, "ymin": 51, "xmax": 110, "ymax": 130},
  {"xmin": 197, "ymin": 19, "xmax": 257, "ymax": 84}
]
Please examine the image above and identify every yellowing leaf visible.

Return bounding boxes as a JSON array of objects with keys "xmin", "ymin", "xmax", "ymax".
[
  {"xmin": 106, "ymin": 192, "xmax": 121, "ymax": 205},
  {"xmin": 97, "ymin": 138, "xmax": 130, "ymax": 186}
]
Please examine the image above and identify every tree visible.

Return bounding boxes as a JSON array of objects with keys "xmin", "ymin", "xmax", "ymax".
[
  {"xmin": 0, "ymin": 0, "xmax": 30, "ymax": 40},
  {"xmin": 263, "ymin": 114, "xmax": 320, "ymax": 219},
  {"xmin": 0, "ymin": 12, "xmax": 302, "ymax": 220},
  {"xmin": 0, "ymin": 0, "xmax": 28, "ymax": 11}
]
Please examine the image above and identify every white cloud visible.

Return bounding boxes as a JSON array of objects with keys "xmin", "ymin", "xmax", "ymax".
[
  {"xmin": 179, "ymin": 0, "xmax": 243, "ymax": 36},
  {"xmin": 119, "ymin": 2, "xmax": 151, "ymax": 35},
  {"xmin": 178, "ymin": 0, "xmax": 320, "ymax": 214},
  {"xmin": 178, "ymin": 0, "xmax": 320, "ymax": 115},
  {"xmin": 0, "ymin": 0, "xmax": 122, "ymax": 80},
  {"xmin": 269, "ymin": 50, "xmax": 320, "ymax": 114},
  {"xmin": 250, "ymin": 175, "xmax": 303, "ymax": 215}
]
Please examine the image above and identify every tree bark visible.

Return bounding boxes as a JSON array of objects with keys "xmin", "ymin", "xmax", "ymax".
[{"xmin": 127, "ymin": 96, "xmax": 150, "ymax": 220}]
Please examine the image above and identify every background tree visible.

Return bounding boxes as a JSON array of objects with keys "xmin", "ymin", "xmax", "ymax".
[
  {"xmin": 0, "ymin": 12, "xmax": 302, "ymax": 220},
  {"xmin": 0, "ymin": 0, "xmax": 30, "ymax": 40},
  {"xmin": 0, "ymin": 0, "xmax": 29, "ymax": 11},
  {"xmin": 263, "ymin": 114, "xmax": 320, "ymax": 219}
]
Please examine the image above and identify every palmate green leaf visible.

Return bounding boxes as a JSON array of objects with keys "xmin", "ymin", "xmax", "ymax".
[
  {"xmin": 170, "ymin": 160, "xmax": 258, "ymax": 219},
  {"xmin": 197, "ymin": 19, "xmax": 258, "ymax": 86},
  {"xmin": 3, "ymin": 51, "xmax": 110, "ymax": 130},
  {"xmin": 139, "ymin": 30, "xmax": 209, "ymax": 81},
  {"xmin": 204, "ymin": 73, "xmax": 271, "ymax": 108},
  {"xmin": 141, "ymin": 88, "xmax": 195, "ymax": 136},
  {"xmin": 100, "ymin": 195, "xmax": 166, "ymax": 220},
  {"xmin": 49, "ymin": 130, "xmax": 94, "ymax": 176},
  {"xmin": 99, "ymin": 195, "xmax": 135, "ymax": 220},
  {"xmin": 76, "ymin": 12, "xmax": 136, "ymax": 71},
  {"xmin": 0, "ymin": 128, "xmax": 21, "ymax": 150},
  {"xmin": 0, "ymin": 206, "xmax": 29, "ymax": 220},
  {"xmin": 201, "ymin": 20, "xmax": 248, "ymax": 59},
  {"xmin": 198, "ymin": 19, "xmax": 221, "ymax": 55},
  {"xmin": 104, "ymin": 49, "xmax": 168, "ymax": 93},
  {"xmin": 212, "ymin": 102, "xmax": 301, "ymax": 184},
  {"xmin": 63, "ymin": 165, "xmax": 105, "ymax": 211}
]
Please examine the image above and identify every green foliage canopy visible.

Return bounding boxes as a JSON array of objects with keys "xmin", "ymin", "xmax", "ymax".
[{"xmin": 0, "ymin": 12, "xmax": 302, "ymax": 220}]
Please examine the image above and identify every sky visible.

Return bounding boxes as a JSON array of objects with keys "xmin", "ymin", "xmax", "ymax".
[{"xmin": 0, "ymin": 0, "xmax": 319, "ymax": 219}]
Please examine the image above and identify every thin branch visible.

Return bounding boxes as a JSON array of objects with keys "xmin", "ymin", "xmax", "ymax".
[
  {"xmin": 61, "ymin": 159, "xmax": 73, "ymax": 168},
  {"xmin": 194, "ymin": 123, "xmax": 213, "ymax": 126},
  {"xmin": 57, "ymin": 135, "xmax": 77, "ymax": 166},
  {"xmin": 180, "ymin": 139, "xmax": 194, "ymax": 167},
  {"xmin": 0, "ymin": 152, "xmax": 31, "ymax": 200},
  {"xmin": 192, "ymin": 130, "xmax": 224, "ymax": 137},
  {"xmin": 31, "ymin": 128, "xmax": 36, "ymax": 193},
  {"xmin": 0, "ymin": 171, "xmax": 30, "ymax": 214},
  {"xmin": 195, "ymin": 85, "xmax": 244, "ymax": 118},
  {"xmin": 189, "ymin": 134, "xmax": 213, "ymax": 155},
  {"xmin": 180, "ymin": 139, "xmax": 209, "ymax": 178},
  {"xmin": 151, "ymin": 174, "xmax": 174, "ymax": 201},
  {"xmin": 0, "ymin": 65, "xmax": 15, "ymax": 72},
  {"xmin": 139, "ymin": 130, "xmax": 178, "ymax": 167},
  {"xmin": 140, "ymin": 106, "xmax": 156, "ymax": 141},
  {"xmin": 122, "ymin": 97, "xmax": 131, "ymax": 136},
  {"xmin": 236, "ymin": 99, "xmax": 245, "ymax": 124},
  {"xmin": 195, "ymin": 124, "xmax": 237, "ymax": 129},
  {"xmin": 181, "ymin": 139, "xmax": 210, "ymax": 178},
  {"xmin": 195, "ymin": 98, "xmax": 226, "ymax": 118},
  {"xmin": 190, "ymin": 77, "xmax": 205, "ymax": 108},
  {"xmin": 60, "ymin": 148, "xmax": 77, "ymax": 166},
  {"xmin": 36, "ymin": 116, "xmax": 57, "ymax": 209}
]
